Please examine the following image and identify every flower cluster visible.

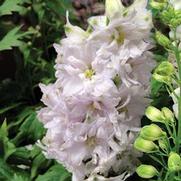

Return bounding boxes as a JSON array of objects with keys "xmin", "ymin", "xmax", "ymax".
[{"xmin": 38, "ymin": 0, "xmax": 154, "ymax": 180}]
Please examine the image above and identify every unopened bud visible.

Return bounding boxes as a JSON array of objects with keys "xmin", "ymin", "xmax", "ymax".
[
  {"xmin": 153, "ymin": 73, "xmax": 171, "ymax": 84},
  {"xmin": 134, "ymin": 137, "xmax": 158, "ymax": 153},
  {"xmin": 136, "ymin": 164, "xmax": 158, "ymax": 179},
  {"xmin": 155, "ymin": 31, "xmax": 171, "ymax": 48},
  {"xmin": 170, "ymin": 18, "xmax": 181, "ymax": 28},
  {"xmin": 140, "ymin": 124, "xmax": 166, "ymax": 141},
  {"xmin": 150, "ymin": 0, "xmax": 166, "ymax": 10},
  {"xmin": 161, "ymin": 7, "xmax": 175, "ymax": 26},
  {"xmin": 145, "ymin": 106, "xmax": 165, "ymax": 123},
  {"xmin": 162, "ymin": 107, "xmax": 174, "ymax": 123},
  {"xmin": 168, "ymin": 152, "xmax": 181, "ymax": 172},
  {"xmin": 153, "ymin": 61, "xmax": 174, "ymax": 84},
  {"xmin": 155, "ymin": 61, "xmax": 174, "ymax": 76}
]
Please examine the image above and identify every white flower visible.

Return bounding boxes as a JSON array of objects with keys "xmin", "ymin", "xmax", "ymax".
[
  {"xmin": 105, "ymin": 0, "xmax": 124, "ymax": 20},
  {"xmin": 38, "ymin": 0, "xmax": 153, "ymax": 180},
  {"xmin": 171, "ymin": 88, "xmax": 179, "ymax": 118},
  {"xmin": 88, "ymin": 11, "xmax": 152, "ymax": 60},
  {"xmin": 41, "ymin": 117, "xmax": 114, "ymax": 179},
  {"xmin": 88, "ymin": 16, "xmax": 107, "ymax": 31},
  {"xmin": 170, "ymin": 0, "xmax": 181, "ymax": 10},
  {"xmin": 63, "ymin": 12, "xmax": 89, "ymax": 44}
]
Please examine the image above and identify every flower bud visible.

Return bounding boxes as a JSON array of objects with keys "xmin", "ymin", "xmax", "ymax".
[
  {"xmin": 161, "ymin": 107, "xmax": 174, "ymax": 123},
  {"xmin": 134, "ymin": 137, "xmax": 158, "ymax": 153},
  {"xmin": 150, "ymin": 0, "xmax": 166, "ymax": 10},
  {"xmin": 155, "ymin": 61, "xmax": 175, "ymax": 76},
  {"xmin": 155, "ymin": 31, "xmax": 171, "ymax": 48},
  {"xmin": 168, "ymin": 152, "xmax": 181, "ymax": 172},
  {"xmin": 152, "ymin": 73, "xmax": 171, "ymax": 84},
  {"xmin": 105, "ymin": 0, "xmax": 123, "ymax": 19},
  {"xmin": 153, "ymin": 61, "xmax": 174, "ymax": 84},
  {"xmin": 170, "ymin": 18, "xmax": 181, "ymax": 28},
  {"xmin": 161, "ymin": 7, "xmax": 175, "ymax": 26},
  {"xmin": 145, "ymin": 106, "xmax": 165, "ymax": 123},
  {"xmin": 136, "ymin": 164, "xmax": 158, "ymax": 179},
  {"xmin": 140, "ymin": 124, "xmax": 166, "ymax": 141}
]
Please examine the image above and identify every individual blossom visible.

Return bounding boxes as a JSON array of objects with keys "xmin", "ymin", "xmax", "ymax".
[
  {"xmin": 171, "ymin": 87, "xmax": 179, "ymax": 118},
  {"xmin": 88, "ymin": 0, "xmax": 153, "ymax": 60}
]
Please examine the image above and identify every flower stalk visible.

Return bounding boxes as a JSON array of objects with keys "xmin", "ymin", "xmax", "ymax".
[{"xmin": 173, "ymin": 32, "xmax": 181, "ymax": 152}]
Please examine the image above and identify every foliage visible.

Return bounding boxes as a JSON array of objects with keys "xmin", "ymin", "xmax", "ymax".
[
  {"xmin": 0, "ymin": 0, "xmax": 76, "ymax": 180},
  {"xmin": 134, "ymin": 1, "xmax": 181, "ymax": 181}
]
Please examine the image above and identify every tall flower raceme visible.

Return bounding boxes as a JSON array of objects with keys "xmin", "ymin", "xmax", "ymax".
[
  {"xmin": 134, "ymin": 0, "xmax": 181, "ymax": 181},
  {"xmin": 37, "ymin": 0, "xmax": 154, "ymax": 180}
]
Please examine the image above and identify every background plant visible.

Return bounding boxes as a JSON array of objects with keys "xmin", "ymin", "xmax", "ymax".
[
  {"xmin": 134, "ymin": 0, "xmax": 181, "ymax": 181},
  {"xmin": 0, "ymin": 0, "xmax": 78, "ymax": 180}
]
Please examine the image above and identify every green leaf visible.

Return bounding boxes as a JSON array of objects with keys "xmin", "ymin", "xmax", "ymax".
[
  {"xmin": 10, "ymin": 174, "xmax": 30, "ymax": 181},
  {"xmin": 0, "ymin": 159, "xmax": 13, "ymax": 180},
  {"xmin": 45, "ymin": 0, "xmax": 72, "ymax": 17},
  {"xmin": 0, "ymin": 120, "xmax": 8, "ymax": 138},
  {"xmin": 8, "ymin": 107, "xmax": 35, "ymax": 129},
  {"xmin": 12, "ymin": 109, "xmax": 45, "ymax": 144},
  {"xmin": 0, "ymin": 158, "xmax": 30, "ymax": 180},
  {"xmin": 19, "ymin": 111, "xmax": 45, "ymax": 140},
  {"xmin": 31, "ymin": 152, "xmax": 47, "ymax": 179},
  {"xmin": 0, "ymin": 26, "xmax": 24, "ymax": 51},
  {"xmin": 0, "ymin": 103, "xmax": 22, "ymax": 115},
  {"xmin": 36, "ymin": 164, "xmax": 71, "ymax": 181},
  {"xmin": 0, "ymin": 0, "xmax": 30, "ymax": 16},
  {"xmin": 0, "ymin": 120, "xmax": 16, "ymax": 161},
  {"xmin": 9, "ymin": 146, "xmax": 31, "ymax": 162}
]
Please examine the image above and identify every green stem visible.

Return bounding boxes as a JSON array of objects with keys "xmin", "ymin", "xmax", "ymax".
[
  {"xmin": 173, "ymin": 31, "xmax": 181, "ymax": 152},
  {"xmin": 149, "ymin": 154, "xmax": 167, "ymax": 169}
]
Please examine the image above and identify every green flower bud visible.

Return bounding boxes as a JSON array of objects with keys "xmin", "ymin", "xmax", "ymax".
[
  {"xmin": 161, "ymin": 8, "xmax": 181, "ymax": 28},
  {"xmin": 152, "ymin": 73, "xmax": 171, "ymax": 84},
  {"xmin": 145, "ymin": 106, "xmax": 165, "ymax": 123},
  {"xmin": 140, "ymin": 124, "xmax": 166, "ymax": 141},
  {"xmin": 105, "ymin": 0, "xmax": 123, "ymax": 19},
  {"xmin": 134, "ymin": 137, "xmax": 158, "ymax": 153},
  {"xmin": 162, "ymin": 107, "xmax": 174, "ymax": 123},
  {"xmin": 153, "ymin": 61, "xmax": 175, "ymax": 84},
  {"xmin": 170, "ymin": 18, "xmax": 181, "ymax": 28},
  {"xmin": 136, "ymin": 165, "xmax": 158, "ymax": 179},
  {"xmin": 155, "ymin": 61, "xmax": 175, "ymax": 76},
  {"xmin": 155, "ymin": 31, "xmax": 172, "ymax": 48},
  {"xmin": 150, "ymin": 0, "xmax": 166, "ymax": 10},
  {"xmin": 168, "ymin": 11, "xmax": 181, "ymax": 28},
  {"xmin": 168, "ymin": 152, "xmax": 181, "ymax": 172},
  {"xmin": 161, "ymin": 7, "xmax": 175, "ymax": 26},
  {"xmin": 158, "ymin": 138, "xmax": 167, "ymax": 152}
]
